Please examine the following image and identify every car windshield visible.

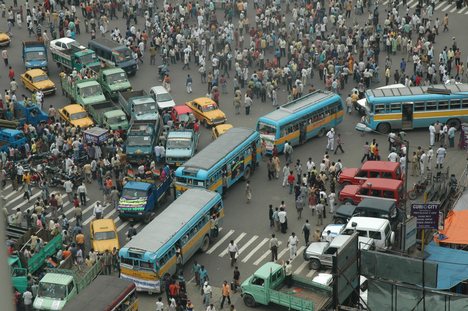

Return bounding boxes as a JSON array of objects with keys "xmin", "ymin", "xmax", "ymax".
[
  {"xmin": 156, "ymin": 93, "xmax": 173, "ymax": 102},
  {"xmin": 202, "ymin": 104, "xmax": 218, "ymax": 112},
  {"xmin": 79, "ymin": 85, "xmax": 103, "ymax": 98},
  {"xmin": 106, "ymin": 72, "xmax": 128, "ymax": 85},
  {"xmin": 107, "ymin": 115, "xmax": 127, "ymax": 124},
  {"xmin": 258, "ymin": 122, "xmax": 276, "ymax": 135},
  {"xmin": 94, "ymin": 231, "xmax": 116, "ymax": 241},
  {"xmin": 122, "ymin": 188, "xmax": 147, "ymax": 198},
  {"xmin": 70, "ymin": 111, "xmax": 88, "ymax": 120},
  {"xmin": 80, "ymin": 52, "xmax": 97, "ymax": 65},
  {"xmin": 134, "ymin": 103, "xmax": 153, "ymax": 115},
  {"xmin": 32, "ymin": 75, "xmax": 49, "ymax": 83},
  {"xmin": 113, "ymin": 49, "xmax": 132, "ymax": 63},
  {"xmin": 25, "ymin": 51, "xmax": 46, "ymax": 61},
  {"xmin": 167, "ymin": 138, "xmax": 192, "ymax": 149},
  {"xmin": 38, "ymin": 282, "xmax": 67, "ymax": 300},
  {"xmin": 127, "ymin": 135, "xmax": 151, "ymax": 146}
]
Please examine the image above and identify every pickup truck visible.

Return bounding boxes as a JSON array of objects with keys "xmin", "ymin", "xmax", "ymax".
[
  {"xmin": 117, "ymin": 168, "xmax": 172, "ymax": 223},
  {"xmin": 165, "ymin": 129, "xmax": 199, "ymax": 166},
  {"xmin": 86, "ymin": 101, "xmax": 129, "ymax": 130},
  {"xmin": 0, "ymin": 128, "xmax": 27, "ymax": 152},
  {"xmin": 9, "ymin": 228, "xmax": 63, "ymax": 293},
  {"xmin": 96, "ymin": 67, "xmax": 132, "ymax": 100},
  {"xmin": 33, "ymin": 257, "xmax": 101, "ymax": 310},
  {"xmin": 0, "ymin": 100, "xmax": 49, "ymax": 128},
  {"xmin": 23, "ymin": 41, "xmax": 48, "ymax": 70},
  {"xmin": 51, "ymin": 43, "xmax": 100, "ymax": 72},
  {"xmin": 60, "ymin": 74, "xmax": 107, "ymax": 107},
  {"xmin": 125, "ymin": 119, "xmax": 161, "ymax": 162},
  {"xmin": 118, "ymin": 90, "xmax": 159, "ymax": 121},
  {"xmin": 241, "ymin": 262, "xmax": 332, "ymax": 311}
]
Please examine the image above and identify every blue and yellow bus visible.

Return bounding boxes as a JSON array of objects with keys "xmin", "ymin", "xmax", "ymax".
[
  {"xmin": 362, "ymin": 83, "xmax": 468, "ymax": 133},
  {"xmin": 256, "ymin": 90, "xmax": 345, "ymax": 154},
  {"xmin": 175, "ymin": 127, "xmax": 261, "ymax": 195},
  {"xmin": 119, "ymin": 189, "xmax": 223, "ymax": 293}
]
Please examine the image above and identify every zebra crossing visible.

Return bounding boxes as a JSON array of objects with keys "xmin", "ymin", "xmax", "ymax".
[
  {"xmin": 206, "ymin": 228, "xmax": 327, "ymax": 279},
  {"xmin": 381, "ymin": 0, "xmax": 468, "ymax": 14},
  {"xmin": 2, "ymin": 183, "xmax": 140, "ymax": 237}
]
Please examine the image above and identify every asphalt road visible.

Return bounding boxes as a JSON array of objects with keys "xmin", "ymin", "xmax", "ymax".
[{"xmin": 1, "ymin": 1, "xmax": 468, "ymax": 310}]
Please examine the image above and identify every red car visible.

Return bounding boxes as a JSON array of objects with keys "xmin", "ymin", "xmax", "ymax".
[
  {"xmin": 338, "ymin": 161, "xmax": 404, "ymax": 186},
  {"xmin": 339, "ymin": 178, "xmax": 404, "ymax": 206},
  {"xmin": 170, "ymin": 105, "xmax": 195, "ymax": 127}
]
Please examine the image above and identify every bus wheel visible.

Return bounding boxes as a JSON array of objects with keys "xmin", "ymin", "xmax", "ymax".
[
  {"xmin": 243, "ymin": 294, "xmax": 257, "ymax": 307},
  {"xmin": 242, "ymin": 166, "xmax": 251, "ymax": 180},
  {"xmin": 201, "ymin": 235, "xmax": 210, "ymax": 252},
  {"xmin": 377, "ymin": 122, "xmax": 391, "ymax": 134},
  {"xmin": 317, "ymin": 128, "xmax": 326, "ymax": 137},
  {"xmin": 143, "ymin": 213, "xmax": 152, "ymax": 224},
  {"xmin": 447, "ymin": 118, "xmax": 461, "ymax": 130}
]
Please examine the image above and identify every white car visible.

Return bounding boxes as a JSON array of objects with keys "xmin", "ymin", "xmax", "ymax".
[
  {"xmin": 150, "ymin": 86, "xmax": 176, "ymax": 110},
  {"xmin": 49, "ymin": 37, "xmax": 84, "ymax": 51}
]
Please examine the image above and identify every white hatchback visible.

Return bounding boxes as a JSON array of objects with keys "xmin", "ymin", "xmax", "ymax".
[{"xmin": 150, "ymin": 85, "xmax": 176, "ymax": 110}]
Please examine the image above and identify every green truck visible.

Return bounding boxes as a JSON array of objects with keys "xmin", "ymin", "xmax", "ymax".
[
  {"xmin": 241, "ymin": 262, "xmax": 333, "ymax": 311},
  {"xmin": 51, "ymin": 44, "xmax": 100, "ymax": 72},
  {"xmin": 60, "ymin": 74, "xmax": 107, "ymax": 106},
  {"xmin": 118, "ymin": 90, "xmax": 159, "ymax": 121},
  {"xmin": 95, "ymin": 67, "xmax": 132, "ymax": 100},
  {"xmin": 86, "ymin": 101, "xmax": 129, "ymax": 130},
  {"xmin": 33, "ymin": 257, "xmax": 101, "ymax": 310},
  {"xmin": 7, "ymin": 227, "xmax": 63, "ymax": 293}
]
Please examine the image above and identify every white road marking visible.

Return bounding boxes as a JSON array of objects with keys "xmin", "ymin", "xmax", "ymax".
[
  {"xmin": 219, "ymin": 232, "xmax": 246, "ymax": 257},
  {"xmin": 206, "ymin": 229, "xmax": 234, "ymax": 254},
  {"xmin": 242, "ymin": 238, "xmax": 268, "ymax": 263},
  {"xmin": 237, "ymin": 235, "xmax": 258, "ymax": 256},
  {"xmin": 9, "ymin": 192, "xmax": 42, "ymax": 211},
  {"xmin": 294, "ymin": 261, "xmax": 309, "ymax": 275},
  {"xmin": 306, "ymin": 269, "xmax": 317, "ymax": 278},
  {"xmin": 435, "ymin": 1, "xmax": 446, "ymax": 9}
]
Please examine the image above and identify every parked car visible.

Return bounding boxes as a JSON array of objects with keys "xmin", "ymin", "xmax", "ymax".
[
  {"xmin": 58, "ymin": 104, "xmax": 94, "ymax": 128},
  {"xmin": 212, "ymin": 124, "xmax": 233, "ymax": 139},
  {"xmin": 185, "ymin": 97, "xmax": 226, "ymax": 127},
  {"xmin": 338, "ymin": 161, "xmax": 404, "ymax": 186},
  {"xmin": 20, "ymin": 69, "xmax": 56, "ymax": 95},
  {"xmin": 339, "ymin": 178, "xmax": 404, "ymax": 206}
]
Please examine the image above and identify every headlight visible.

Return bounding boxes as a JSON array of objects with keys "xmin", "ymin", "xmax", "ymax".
[{"xmin": 138, "ymin": 212, "xmax": 143, "ymax": 215}]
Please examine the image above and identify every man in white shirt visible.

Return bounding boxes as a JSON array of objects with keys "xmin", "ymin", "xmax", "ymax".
[
  {"xmin": 63, "ymin": 180, "xmax": 73, "ymax": 202},
  {"xmin": 420, "ymin": 150, "xmax": 427, "ymax": 176},
  {"xmin": 278, "ymin": 208, "xmax": 287, "ymax": 233},
  {"xmin": 326, "ymin": 128, "xmax": 335, "ymax": 151},
  {"xmin": 227, "ymin": 240, "xmax": 239, "ymax": 266},
  {"xmin": 429, "ymin": 124, "xmax": 436, "ymax": 146},
  {"xmin": 388, "ymin": 149, "xmax": 399, "ymax": 162},
  {"xmin": 436, "ymin": 145, "xmax": 446, "ymax": 169},
  {"xmin": 23, "ymin": 290, "xmax": 33, "ymax": 308},
  {"xmin": 155, "ymin": 297, "xmax": 164, "ymax": 311},
  {"xmin": 287, "ymin": 232, "xmax": 299, "ymax": 260}
]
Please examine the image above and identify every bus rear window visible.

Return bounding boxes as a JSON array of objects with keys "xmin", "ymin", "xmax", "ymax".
[
  {"xmin": 139, "ymin": 261, "xmax": 153, "ymax": 269},
  {"xmin": 258, "ymin": 122, "xmax": 276, "ymax": 135}
]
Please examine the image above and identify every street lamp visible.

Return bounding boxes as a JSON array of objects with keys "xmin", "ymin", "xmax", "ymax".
[{"xmin": 356, "ymin": 124, "xmax": 410, "ymax": 251}]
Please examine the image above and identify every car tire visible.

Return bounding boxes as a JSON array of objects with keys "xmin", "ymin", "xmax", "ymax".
[
  {"xmin": 309, "ymin": 259, "xmax": 321, "ymax": 270},
  {"xmin": 243, "ymin": 294, "xmax": 257, "ymax": 308}
]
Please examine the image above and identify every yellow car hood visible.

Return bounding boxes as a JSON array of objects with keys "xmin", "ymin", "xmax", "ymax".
[
  {"xmin": 92, "ymin": 239, "xmax": 119, "ymax": 254},
  {"xmin": 204, "ymin": 110, "xmax": 226, "ymax": 120},
  {"xmin": 34, "ymin": 80, "xmax": 55, "ymax": 90},
  {"xmin": 71, "ymin": 117, "xmax": 94, "ymax": 128}
]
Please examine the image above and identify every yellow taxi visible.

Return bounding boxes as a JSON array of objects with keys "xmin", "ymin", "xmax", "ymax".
[
  {"xmin": 185, "ymin": 97, "xmax": 226, "ymax": 127},
  {"xmin": 212, "ymin": 123, "xmax": 233, "ymax": 139},
  {"xmin": 20, "ymin": 69, "xmax": 56, "ymax": 95},
  {"xmin": 90, "ymin": 218, "xmax": 120, "ymax": 253},
  {"xmin": 0, "ymin": 32, "xmax": 10, "ymax": 46},
  {"xmin": 59, "ymin": 104, "xmax": 94, "ymax": 128}
]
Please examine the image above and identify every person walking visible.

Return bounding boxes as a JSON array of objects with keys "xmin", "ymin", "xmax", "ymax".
[
  {"xmin": 102, "ymin": 249, "xmax": 112, "ymax": 275},
  {"xmin": 334, "ymin": 134, "xmax": 344, "ymax": 154},
  {"xmin": 287, "ymin": 232, "xmax": 299, "ymax": 261},
  {"xmin": 436, "ymin": 145, "xmax": 447, "ymax": 169},
  {"xmin": 429, "ymin": 123, "xmax": 436, "ymax": 147},
  {"xmin": 268, "ymin": 205, "xmax": 274, "ymax": 227},
  {"xmin": 278, "ymin": 207, "xmax": 287, "ymax": 233},
  {"xmin": 267, "ymin": 158, "xmax": 276, "ymax": 180},
  {"xmin": 270, "ymin": 234, "xmax": 279, "ymax": 262},
  {"xmin": 244, "ymin": 94, "xmax": 252, "ymax": 115},
  {"xmin": 273, "ymin": 207, "xmax": 280, "ymax": 232},
  {"xmin": 232, "ymin": 266, "xmax": 241, "ymax": 293},
  {"xmin": 155, "ymin": 297, "xmax": 165, "ymax": 311},
  {"xmin": 202, "ymin": 281, "xmax": 213, "ymax": 307},
  {"xmin": 326, "ymin": 128, "xmax": 335, "ymax": 151},
  {"xmin": 284, "ymin": 261, "xmax": 293, "ymax": 288},
  {"xmin": 77, "ymin": 182, "xmax": 87, "ymax": 206},
  {"xmin": 186, "ymin": 74, "xmax": 193, "ymax": 93},
  {"xmin": 220, "ymin": 281, "xmax": 232, "ymax": 309},
  {"xmin": 287, "ymin": 171, "xmax": 295, "ymax": 194},
  {"xmin": 227, "ymin": 240, "xmax": 239, "ymax": 267},
  {"xmin": 302, "ymin": 220, "xmax": 311, "ymax": 246},
  {"xmin": 448, "ymin": 126, "xmax": 456, "ymax": 147},
  {"xmin": 282, "ymin": 163, "xmax": 290, "ymax": 187},
  {"xmin": 94, "ymin": 201, "xmax": 104, "ymax": 219},
  {"xmin": 245, "ymin": 181, "xmax": 252, "ymax": 203},
  {"xmin": 64, "ymin": 179, "xmax": 74, "ymax": 202},
  {"xmin": 295, "ymin": 195, "xmax": 304, "ymax": 219},
  {"xmin": 316, "ymin": 201, "xmax": 324, "ymax": 226}
]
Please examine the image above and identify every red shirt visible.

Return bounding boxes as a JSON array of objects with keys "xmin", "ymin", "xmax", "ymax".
[
  {"xmin": 8, "ymin": 69, "xmax": 14, "ymax": 79},
  {"xmin": 287, "ymin": 174, "xmax": 295, "ymax": 185},
  {"xmin": 193, "ymin": 122, "xmax": 199, "ymax": 133}
]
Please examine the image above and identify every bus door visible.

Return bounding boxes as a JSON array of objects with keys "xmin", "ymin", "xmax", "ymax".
[
  {"xmin": 299, "ymin": 122, "xmax": 307, "ymax": 144},
  {"xmin": 402, "ymin": 102, "xmax": 413, "ymax": 130}
]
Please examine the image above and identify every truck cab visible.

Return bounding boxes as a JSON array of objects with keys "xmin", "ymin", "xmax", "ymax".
[
  {"xmin": 0, "ymin": 129, "xmax": 27, "ymax": 152},
  {"xmin": 23, "ymin": 41, "xmax": 48, "ymax": 70},
  {"xmin": 9, "ymin": 256, "xmax": 28, "ymax": 293},
  {"xmin": 118, "ymin": 90, "xmax": 159, "ymax": 121},
  {"xmin": 98, "ymin": 68, "xmax": 132, "ymax": 100},
  {"xmin": 15, "ymin": 101, "xmax": 49, "ymax": 125},
  {"xmin": 165, "ymin": 130, "xmax": 199, "ymax": 166},
  {"xmin": 125, "ymin": 119, "xmax": 160, "ymax": 162},
  {"xmin": 74, "ymin": 80, "xmax": 106, "ymax": 106},
  {"xmin": 34, "ymin": 273, "xmax": 76, "ymax": 310},
  {"xmin": 102, "ymin": 110, "xmax": 129, "ymax": 130}
]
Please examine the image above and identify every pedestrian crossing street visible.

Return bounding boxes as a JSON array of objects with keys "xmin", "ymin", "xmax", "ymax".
[
  {"xmin": 204, "ymin": 227, "xmax": 328, "ymax": 279},
  {"xmin": 381, "ymin": 0, "xmax": 468, "ymax": 14},
  {"xmin": 2, "ymin": 183, "xmax": 141, "ymax": 237}
]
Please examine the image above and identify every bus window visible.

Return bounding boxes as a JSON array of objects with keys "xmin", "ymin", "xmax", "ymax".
[
  {"xmin": 414, "ymin": 102, "xmax": 425, "ymax": 111},
  {"xmin": 438, "ymin": 101, "xmax": 449, "ymax": 110},
  {"xmin": 450, "ymin": 100, "xmax": 461, "ymax": 109},
  {"xmin": 121, "ymin": 257, "xmax": 133, "ymax": 265},
  {"xmin": 389, "ymin": 103, "xmax": 401, "ymax": 112},
  {"xmin": 426, "ymin": 102, "xmax": 437, "ymax": 111},
  {"xmin": 374, "ymin": 105, "xmax": 385, "ymax": 114},
  {"xmin": 462, "ymin": 99, "xmax": 468, "ymax": 109}
]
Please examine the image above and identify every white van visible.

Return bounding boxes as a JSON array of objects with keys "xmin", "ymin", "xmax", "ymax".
[{"xmin": 342, "ymin": 217, "xmax": 395, "ymax": 250}]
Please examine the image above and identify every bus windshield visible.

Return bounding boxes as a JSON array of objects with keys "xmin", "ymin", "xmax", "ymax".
[
  {"xmin": 38, "ymin": 282, "xmax": 67, "ymax": 300},
  {"xmin": 258, "ymin": 122, "xmax": 276, "ymax": 136}
]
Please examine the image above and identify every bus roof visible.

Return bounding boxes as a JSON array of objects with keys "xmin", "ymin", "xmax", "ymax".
[
  {"xmin": 366, "ymin": 83, "xmax": 468, "ymax": 102},
  {"xmin": 258, "ymin": 90, "xmax": 339, "ymax": 123},
  {"xmin": 123, "ymin": 189, "xmax": 220, "ymax": 254},
  {"xmin": 180, "ymin": 127, "xmax": 257, "ymax": 171},
  {"xmin": 62, "ymin": 276, "xmax": 135, "ymax": 311}
]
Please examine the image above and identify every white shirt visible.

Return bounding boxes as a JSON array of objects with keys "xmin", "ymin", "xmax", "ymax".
[
  {"xmin": 388, "ymin": 152, "xmax": 399, "ymax": 162},
  {"xmin": 288, "ymin": 235, "xmax": 298, "ymax": 246},
  {"xmin": 23, "ymin": 291, "xmax": 33, "ymax": 305},
  {"xmin": 326, "ymin": 130, "xmax": 335, "ymax": 140},
  {"xmin": 278, "ymin": 211, "xmax": 287, "ymax": 223},
  {"xmin": 155, "ymin": 301, "xmax": 164, "ymax": 311},
  {"xmin": 227, "ymin": 243, "xmax": 238, "ymax": 253}
]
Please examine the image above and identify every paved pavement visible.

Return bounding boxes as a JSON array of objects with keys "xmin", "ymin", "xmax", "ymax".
[{"xmin": 2, "ymin": 0, "xmax": 468, "ymax": 310}]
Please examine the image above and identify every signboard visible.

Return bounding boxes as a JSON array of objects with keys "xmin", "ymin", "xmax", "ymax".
[
  {"xmin": 410, "ymin": 203, "xmax": 440, "ymax": 229},
  {"xmin": 404, "ymin": 217, "xmax": 417, "ymax": 250}
]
